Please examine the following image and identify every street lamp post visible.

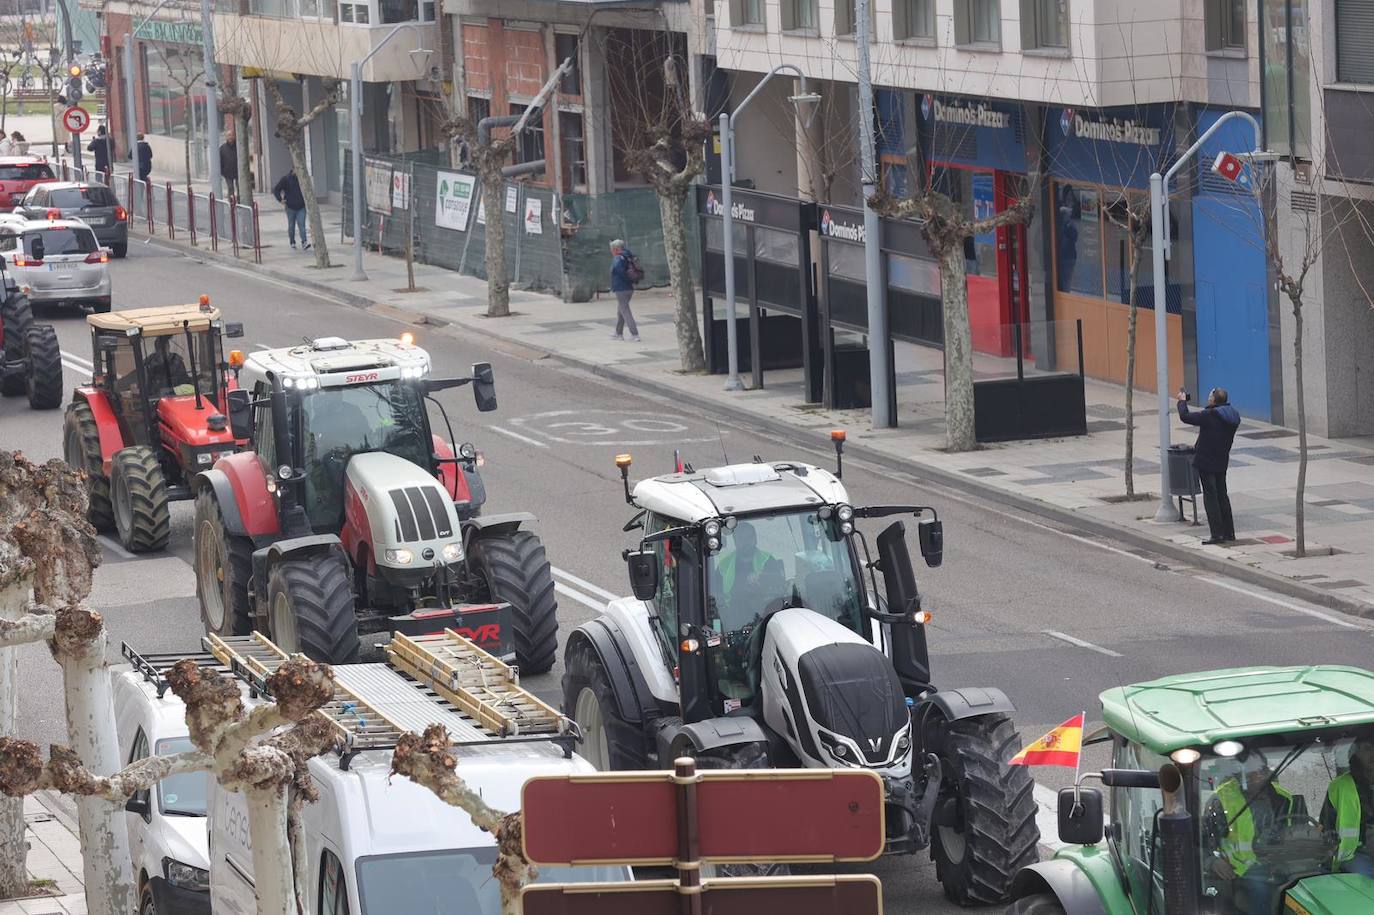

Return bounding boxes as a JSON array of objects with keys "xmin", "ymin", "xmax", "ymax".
[
  {"xmin": 351, "ymin": 24, "xmax": 430, "ymax": 282},
  {"xmin": 1150, "ymin": 110, "xmax": 1263, "ymax": 522},
  {"xmin": 199, "ymin": 0, "xmax": 220, "ymax": 195},
  {"xmin": 719, "ymin": 67, "xmax": 818, "ymax": 391},
  {"xmin": 123, "ymin": 0, "xmax": 177, "ymax": 165}
]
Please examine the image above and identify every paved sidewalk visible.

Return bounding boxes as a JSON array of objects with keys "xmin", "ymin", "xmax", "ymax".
[
  {"xmin": 116, "ymin": 165, "xmax": 1374, "ymax": 617},
  {"xmin": 0, "ymin": 795, "xmax": 86, "ymax": 915}
]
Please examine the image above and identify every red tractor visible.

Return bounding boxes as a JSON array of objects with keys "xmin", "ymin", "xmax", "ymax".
[
  {"xmin": 62, "ymin": 300, "xmax": 246, "ymax": 552},
  {"xmin": 192, "ymin": 335, "xmax": 559, "ymax": 673},
  {"xmin": 1, "ymin": 272, "xmax": 62, "ymax": 410}
]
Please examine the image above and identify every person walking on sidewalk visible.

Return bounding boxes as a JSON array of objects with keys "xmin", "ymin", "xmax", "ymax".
[
  {"xmin": 272, "ymin": 168, "xmax": 310, "ymax": 251},
  {"xmin": 1178, "ymin": 386, "xmax": 1241, "ymax": 545},
  {"xmin": 609, "ymin": 239, "xmax": 640, "ymax": 342},
  {"xmin": 87, "ymin": 125, "xmax": 111, "ymax": 177},
  {"xmin": 137, "ymin": 134, "xmax": 153, "ymax": 182},
  {"xmin": 219, "ymin": 139, "xmax": 238, "ymax": 198}
]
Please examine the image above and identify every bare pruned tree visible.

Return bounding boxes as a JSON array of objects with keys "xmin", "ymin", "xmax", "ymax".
[
  {"xmin": 262, "ymin": 77, "xmax": 342, "ymax": 269},
  {"xmin": 151, "ymin": 45, "xmax": 205, "ymax": 193}
]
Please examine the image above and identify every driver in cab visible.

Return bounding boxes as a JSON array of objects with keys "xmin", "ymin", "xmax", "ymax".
[
  {"xmin": 1203, "ymin": 748, "xmax": 1308, "ymax": 915},
  {"xmin": 144, "ymin": 336, "xmax": 192, "ymax": 395},
  {"xmin": 1321, "ymin": 734, "xmax": 1374, "ymax": 878},
  {"xmin": 709, "ymin": 522, "xmax": 783, "ymax": 706}
]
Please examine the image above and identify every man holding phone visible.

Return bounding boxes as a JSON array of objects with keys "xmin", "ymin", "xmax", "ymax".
[{"xmin": 1177, "ymin": 387, "xmax": 1241, "ymax": 545}]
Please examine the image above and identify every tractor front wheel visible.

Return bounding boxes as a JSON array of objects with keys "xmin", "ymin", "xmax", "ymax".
[
  {"xmin": 195, "ymin": 488, "xmax": 253, "ymax": 638},
  {"xmin": 111, "ymin": 446, "xmax": 171, "ymax": 552},
  {"xmin": 468, "ymin": 530, "xmax": 558, "ymax": 675},
  {"xmin": 24, "ymin": 325, "xmax": 63, "ymax": 410},
  {"xmin": 1, "ymin": 293, "xmax": 33, "ymax": 397},
  {"xmin": 931, "ymin": 715, "xmax": 1040, "ymax": 906},
  {"xmin": 266, "ymin": 554, "xmax": 360, "ymax": 664},
  {"xmin": 1004, "ymin": 893, "xmax": 1067, "ymax": 915},
  {"xmin": 63, "ymin": 401, "xmax": 114, "ymax": 532},
  {"xmin": 563, "ymin": 638, "xmax": 647, "ymax": 771}
]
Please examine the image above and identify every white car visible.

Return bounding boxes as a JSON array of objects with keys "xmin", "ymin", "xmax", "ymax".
[
  {"xmin": 0, "ymin": 215, "xmax": 112, "ymax": 313},
  {"xmin": 114, "ymin": 650, "xmax": 213, "ymax": 915}
]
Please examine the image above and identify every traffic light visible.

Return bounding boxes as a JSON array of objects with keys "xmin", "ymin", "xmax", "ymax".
[{"xmin": 66, "ymin": 63, "xmax": 83, "ymax": 104}]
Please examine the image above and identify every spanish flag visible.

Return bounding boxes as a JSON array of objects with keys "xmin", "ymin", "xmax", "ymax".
[{"xmin": 1009, "ymin": 713, "xmax": 1085, "ymax": 768}]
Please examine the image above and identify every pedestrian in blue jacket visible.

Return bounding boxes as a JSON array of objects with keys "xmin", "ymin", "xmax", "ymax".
[
  {"xmin": 609, "ymin": 239, "xmax": 639, "ymax": 342},
  {"xmin": 1177, "ymin": 387, "xmax": 1241, "ymax": 545}
]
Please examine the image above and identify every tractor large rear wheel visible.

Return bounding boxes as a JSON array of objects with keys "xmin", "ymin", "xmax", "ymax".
[
  {"xmin": 931, "ymin": 715, "xmax": 1040, "ymax": 906},
  {"xmin": 111, "ymin": 446, "xmax": 171, "ymax": 552},
  {"xmin": 563, "ymin": 638, "xmax": 647, "ymax": 771},
  {"xmin": 63, "ymin": 401, "xmax": 114, "ymax": 532},
  {"xmin": 468, "ymin": 531, "xmax": 558, "ymax": 674},
  {"xmin": 24, "ymin": 325, "xmax": 63, "ymax": 410},
  {"xmin": 1, "ymin": 293, "xmax": 34, "ymax": 397},
  {"xmin": 266, "ymin": 555, "xmax": 360, "ymax": 664},
  {"xmin": 195, "ymin": 488, "xmax": 253, "ymax": 638}
]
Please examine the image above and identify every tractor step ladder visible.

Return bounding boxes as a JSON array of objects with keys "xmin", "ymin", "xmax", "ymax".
[{"xmin": 385, "ymin": 631, "xmax": 565, "ymax": 738}]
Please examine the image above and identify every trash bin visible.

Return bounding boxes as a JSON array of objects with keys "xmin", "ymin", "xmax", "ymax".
[{"xmin": 1167, "ymin": 445, "xmax": 1201, "ymax": 496}]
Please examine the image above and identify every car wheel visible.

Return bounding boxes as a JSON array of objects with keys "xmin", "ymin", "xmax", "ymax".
[
  {"xmin": 139, "ymin": 883, "xmax": 156, "ymax": 915},
  {"xmin": 112, "ymin": 243, "xmax": 128, "ymax": 258}
]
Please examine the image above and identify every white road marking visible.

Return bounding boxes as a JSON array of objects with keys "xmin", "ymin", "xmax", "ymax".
[
  {"xmin": 1042, "ymin": 629, "xmax": 1123, "ymax": 658},
  {"xmin": 62, "ymin": 358, "xmax": 92, "ymax": 379},
  {"xmin": 487, "ymin": 425, "xmax": 549, "ymax": 448},
  {"xmin": 1013, "ymin": 515, "xmax": 1158, "ymax": 566},
  {"xmin": 98, "ymin": 535, "xmax": 136, "ymax": 561},
  {"xmin": 63, "ymin": 352, "xmax": 94, "ymax": 370},
  {"xmin": 551, "ymin": 567, "xmax": 619, "ymax": 602},
  {"xmin": 1199, "ymin": 577, "xmax": 1365, "ymax": 630},
  {"xmin": 554, "ymin": 581, "xmax": 607, "ymax": 612}
]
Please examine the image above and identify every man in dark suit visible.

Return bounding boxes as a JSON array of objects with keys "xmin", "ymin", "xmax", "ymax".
[{"xmin": 1177, "ymin": 387, "xmax": 1241, "ymax": 545}]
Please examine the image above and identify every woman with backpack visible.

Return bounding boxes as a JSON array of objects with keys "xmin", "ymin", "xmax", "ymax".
[{"xmin": 609, "ymin": 238, "xmax": 642, "ymax": 342}]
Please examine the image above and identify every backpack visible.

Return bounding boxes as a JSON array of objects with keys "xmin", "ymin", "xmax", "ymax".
[{"xmin": 624, "ymin": 253, "xmax": 645, "ymax": 284}]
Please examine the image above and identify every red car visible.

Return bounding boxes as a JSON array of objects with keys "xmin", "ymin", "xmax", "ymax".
[{"xmin": 0, "ymin": 156, "xmax": 57, "ymax": 212}]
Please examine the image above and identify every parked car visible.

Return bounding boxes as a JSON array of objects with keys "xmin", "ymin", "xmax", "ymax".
[
  {"xmin": 0, "ymin": 216, "xmax": 111, "ymax": 313},
  {"xmin": 17, "ymin": 182, "xmax": 129, "ymax": 257},
  {"xmin": 0, "ymin": 156, "xmax": 57, "ymax": 212},
  {"xmin": 114, "ymin": 661, "xmax": 212, "ymax": 915}
]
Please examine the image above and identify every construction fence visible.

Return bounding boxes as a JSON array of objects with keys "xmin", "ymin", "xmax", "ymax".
[{"xmin": 341, "ymin": 151, "xmax": 698, "ymax": 302}]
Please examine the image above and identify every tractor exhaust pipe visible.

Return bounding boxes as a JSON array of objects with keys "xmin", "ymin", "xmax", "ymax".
[{"xmin": 1158, "ymin": 763, "xmax": 1199, "ymax": 915}]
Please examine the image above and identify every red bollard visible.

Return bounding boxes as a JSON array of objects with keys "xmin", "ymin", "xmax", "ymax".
[
  {"xmin": 166, "ymin": 183, "xmax": 175, "ymax": 240},
  {"xmin": 146, "ymin": 181, "xmax": 155, "ymax": 233},
  {"xmin": 208, "ymin": 192, "xmax": 218, "ymax": 252},
  {"xmin": 251, "ymin": 201, "xmax": 262, "ymax": 263},
  {"xmin": 188, "ymin": 186, "xmax": 197, "ymax": 246},
  {"xmin": 229, "ymin": 195, "xmax": 240, "ymax": 258}
]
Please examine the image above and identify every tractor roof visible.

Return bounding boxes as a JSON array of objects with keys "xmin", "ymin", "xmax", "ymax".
[
  {"xmin": 87, "ymin": 303, "xmax": 224, "ymax": 336},
  {"xmin": 1100, "ymin": 665, "xmax": 1374, "ymax": 754},
  {"xmin": 631, "ymin": 461, "xmax": 849, "ymax": 524},
  {"xmin": 241, "ymin": 337, "xmax": 430, "ymax": 389}
]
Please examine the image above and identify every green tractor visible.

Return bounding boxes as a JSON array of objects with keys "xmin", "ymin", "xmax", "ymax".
[{"xmin": 1006, "ymin": 665, "xmax": 1374, "ymax": 915}]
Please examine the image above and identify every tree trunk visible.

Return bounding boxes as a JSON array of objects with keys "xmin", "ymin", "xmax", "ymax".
[
  {"xmin": 937, "ymin": 242, "xmax": 976, "ymax": 452},
  {"xmin": 658, "ymin": 189, "xmax": 706, "ymax": 372},
  {"xmin": 1292, "ymin": 296, "xmax": 1307, "ymax": 557},
  {"xmin": 183, "ymin": 96, "xmax": 194, "ymax": 193},
  {"xmin": 247, "ymin": 785, "xmax": 294, "ymax": 915},
  {"xmin": 1124, "ymin": 242, "xmax": 1142, "ymax": 497},
  {"xmin": 57, "ymin": 629, "xmax": 134, "ymax": 915},
  {"xmin": 481, "ymin": 167, "xmax": 509, "ymax": 317},
  {"xmin": 287, "ymin": 139, "xmax": 330, "ymax": 269},
  {"xmin": 0, "ymin": 577, "xmax": 29, "ymax": 898}
]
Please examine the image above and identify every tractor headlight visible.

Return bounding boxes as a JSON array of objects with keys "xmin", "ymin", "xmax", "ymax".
[
  {"xmin": 840, "ymin": 521, "xmax": 854, "ymax": 535},
  {"xmin": 831, "ymin": 742, "xmax": 848, "ymax": 759},
  {"xmin": 706, "ymin": 536, "xmax": 720, "ymax": 551},
  {"xmin": 836, "ymin": 504, "xmax": 854, "ymax": 522},
  {"xmin": 897, "ymin": 734, "xmax": 911, "ymax": 752},
  {"xmin": 458, "ymin": 442, "xmax": 477, "ymax": 460},
  {"xmin": 277, "ymin": 464, "xmax": 292, "ymax": 480},
  {"xmin": 197, "ymin": 452, "xmax": 213, "ymax": 465},
  {"xmin": 163, "ymin": 858, "xmax": 209, "ymax": 891},
  {"xmin": 385, "ymin": 548, "xmax": 414, "ymax": 565},
  {"xmin": 441, "ymin": 543, "xmax": 463, "ymax": 563},
  {"xmin": 704, "ymin": 520, "xmax": 721, "ymax": 538}
]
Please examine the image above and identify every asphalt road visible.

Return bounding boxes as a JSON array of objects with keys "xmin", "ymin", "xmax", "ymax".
[{"xmin": 4, "ymin": 243, "xmax": 1373, "ymax": 913}]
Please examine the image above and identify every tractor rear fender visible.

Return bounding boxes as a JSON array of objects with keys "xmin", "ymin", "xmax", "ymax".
[
  {"xmin": 1009, "ymin": 853, "xmax": 1129, "ymax": 915},
  {"xmin": 922, "ymin": 686, "xmax": 1016, "ymax": 723},
  {"xmin": 196, "ymin": 453, "xmax": 280, "ymax": 539},
  {"xmin": 72, "ymin": 387, "xmax": 126, "ymax": 474},
  {"xmin": 565, "ymin": 620, "xmax": 658, "ymax": 727},
  {"xmin": 252, "ymin": 535, "xmax": 346, "ymax": 613},
  {"xmin": 464, "ymin": 511, "xmax": 537, "ymax": 540},
  {"xmin": 661, "ymin": 716, "xmax": 770, "ymax": 767}
]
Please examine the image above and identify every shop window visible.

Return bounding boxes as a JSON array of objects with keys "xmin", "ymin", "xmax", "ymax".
[
  {"xmin": 1102, "ymin": 191, "xmax": 1147, "ymax": 303},
  {"xmin": 888, "ymin": 252, "xmax": 940, "ymax": 296},
  {"xmin": 955, "ymin": 0, "xmax": 1001, "ymax": 46},
  {"xmin": 509, "ymin": 104, "xmax": 545, "ymax": 167},
  {"xmin": 145, "ymin": 46, "xmax": 207, "ymax": 148},
  {"xmin": 1021, "ymin": 0, "xmax": 1068, "ymax": 50},
  {"xmin": 754, "ymin": 226, "xmax": 799, "ymax": 265},
  {"xmin": 1336, "ymin": 0, "xmax": 1374, "ymax": 84},
  {"xmin": 1052, "ymin": 183, "xmax": 1103, "ymax": 298},
  {"xmin": 555, "ymin": 34, "xmax": 582, "ymax": 96},
  {"xmin": 931, "ymin": 167, "xmax": 998, "ymax": 279},
  {"xmin": 781, "ymin": 0, "xmax": 818, "ymax": 31},
  {"xmin": 1205, "ymin": 0, "xmax": 1246, "ymax": 51},
  {"xmin": 728, "ymin": 0, "xmax": 766, "ymax": 27},
  {"xmin": 1260, "ymin": 0, "xmax": 1310, "ymax": 157},
  {"xmin": 894, "ymin": 0, "xmax": 935, "ymax": 40},
  {"xmin": 827, "ymin": 242, "xmax": 867, "ymax": 282},
  {"xmin": 559, "ymin": 111, "xmax": 586, "ymax": 191},
  {"xmin": 704, "ymin": 219, "xmax": 749, "ymax": 255}
]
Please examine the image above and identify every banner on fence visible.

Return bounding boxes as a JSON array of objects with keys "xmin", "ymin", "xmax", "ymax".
[
  {"xmin": 505, "ymin": 185, "xmax": 518, "ymax": 213},
  {"xmin": 435, "ymin": 171, "xmax": 476, "ymax": 231},
  {"xmin": 524, "ymin": 197, "xmax": 543, "ymax": 235},
  {"xmin": 365, "ymin": 159, "xmax": 392, "ymax": 215},
  {"xmin": 391, "ymin": 171, "xmax": 411, "ymax": 210}
]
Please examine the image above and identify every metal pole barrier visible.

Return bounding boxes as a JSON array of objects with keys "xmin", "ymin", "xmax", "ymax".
[
  {"xmin": 209, "ymin": 192, "xmax": 217, "ymax": 252},
  {"xmin": 166, "ymin": 183, "xmax": 174, "ymax": 240},
  {"xmin": 188, "ymin": 187, "xmax": 197, "ymax": 246},
  {"xmin": 252, "ymin": 201, "xmax": 261, "ymax": 263},
  {"xmin": 857, "ymin": 0, "xmax": 892, "ymax": 428},
  {"xmin": 230, "ymin": 195, "xmax": 239, "ymax": 258},
  {"xmin": 719, "ymin": 112, "xmax": 742, "ymax": 391},
  {"xmin": 146, "ymin": 180, "xmax": 154, "ymax": 233},
  {"xmin": 199, "ymin": 0, "xmax": 221, "ymax": 196}
]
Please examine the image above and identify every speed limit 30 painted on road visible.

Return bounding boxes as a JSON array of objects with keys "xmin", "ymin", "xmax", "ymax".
[
  {"xmin": 62, "ymin": 106, "xmax": 91, "ymax": 134},
  {"xmin": 505, "ymin": 410, "xmax": 725, "ymax": 446}
]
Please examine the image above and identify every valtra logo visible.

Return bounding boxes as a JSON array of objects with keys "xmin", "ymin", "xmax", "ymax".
[{"xmin": 1060, "ymin": 108, "xmax": 1075, "ymax": 136}]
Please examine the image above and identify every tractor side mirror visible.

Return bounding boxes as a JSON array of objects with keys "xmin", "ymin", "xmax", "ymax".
[
  {"xmin": 226, "ymin": 388, "xmax": 254, "ymax": 440},
  {"xmin": 625, "ymin": 550, "xmax": 659, "ymax": 602},
  {"xmin": 471, "ymin": 362, "xmax": 496, "ymax": 413},
  {"xmin": 1100, "ymin": 768, "xmax": 1161, "ymax": 789},
  {"xmin": 224, "ymin": 322, "xmax": 244, "ymax": 338},
  {"xmin": 1057, "ymin": 787, "xmax": 1104, "ymax": 846},
  {"xmin": 917, "ymin": 518, "xmax": 943, "ymax": 568}
]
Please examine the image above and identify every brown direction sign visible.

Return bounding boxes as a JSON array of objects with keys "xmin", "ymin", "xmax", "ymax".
[
  {"xmin": 522, "ymin": 768, "xmax": 885, "ymax": 866},
  {"xmin": 521, "ymin": 875, "xmax": 883, "ymax": 915}
]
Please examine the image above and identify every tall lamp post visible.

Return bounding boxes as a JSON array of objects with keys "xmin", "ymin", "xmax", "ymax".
[
  {"xmin": 718, "ymin": 67, "xmax": 818, "ymax": 391},
  {"xmin": 1149, "ymin": 110, "xmax": 1265, "ymax": 522},
  {"xmin": 350, "ymin": 24, "xmax": 430, "ymax": 282}
]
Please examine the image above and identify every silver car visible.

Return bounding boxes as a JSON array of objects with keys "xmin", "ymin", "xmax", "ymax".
[
  {"xmin": 0, "ymin": 217, "xmax": 112, "ymax": 313},
  {"xmin": 17, "ymin": 182, "xmax": 129, "ymax": 257}
]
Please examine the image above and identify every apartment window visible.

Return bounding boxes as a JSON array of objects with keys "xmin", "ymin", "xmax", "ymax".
[
  {"xmin": 380, "ymin": 0, "xmax": 417, "ymax": 23},
  {"xmin": 509, "ymin": 103, "xmax": 545, "ymax": 166},
  {"xmin": 728, "ymin": 0, "xmax": 765, "ymax": 27},
  {"xmin": 1336, "ymin": 0, "xmax": 1374, "ymax": 83},
  {"xmin": 781, "ymin": 0, "xmax": 818, "ymax": 31},
  {"xmin": 893, "ymin": 0, "xmax": 935, "ymax": 40},
  {"xmin": 555, "ymin": 34, "xmax": 581, "ymax": 95},
  {"xmin": 1260, "ymin": 0, "xmax": 1311, "ymax": 157},
  {"xmin": 338, "ymin": 0, "xmax": 369, "ymax": 22},
  {"xmin": 559, "ymin": 111, "xmax": 586, "ymax": 190},
  {"xmin": 955, "ymin": 0, "xmax": 1001, "ymax": 45},
  {"xmin": 1205, "ymin": 0, "xmax": 1246, "ymax": 51},
  {"xmin": 1021, "ymin": 0, "xmax": 1067, "ymax": 49}
]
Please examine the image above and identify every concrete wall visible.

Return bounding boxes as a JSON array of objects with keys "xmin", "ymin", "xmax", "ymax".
[
  {"xmin": 214, "ymin": 16, "xmax": 438, "ymax": 84},
  {"xmin": 1319, "ymin": 196, "xmax": 1374, "ymax": 438},
  {"xmin": 728, "ymin": 73, "xmax": 800, "ymax": 198}
]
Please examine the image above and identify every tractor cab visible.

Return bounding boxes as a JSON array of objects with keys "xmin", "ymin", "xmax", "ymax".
[{"xmin": 1013, "ymin": 665, "xmax": 1374, "ymax": 915}]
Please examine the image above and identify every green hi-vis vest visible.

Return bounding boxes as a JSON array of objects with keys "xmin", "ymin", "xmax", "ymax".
[
  {"xmin": 1326, "ymin": 773, "xmax": 1364, "ymax": 866},
  {"xmin": 1216, "ymin": 778, "xmax": 1296, "ymax": 877},
  {"xmin": 716, "ymin": 549, "xmax": 773, "ymax": 594}
]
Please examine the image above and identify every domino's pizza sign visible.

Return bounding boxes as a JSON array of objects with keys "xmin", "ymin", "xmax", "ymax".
[
  {"xmin": 921, "ymin": 94, "xmax": 933, "ymax": 121},
  {"xmin": 705, "ymin": 190, "xmax": 722, "ymax": 216},
  {"xmin": 818, "ymin": 208, "xmax": 865, "ymax": 242},
  {"xmin": 1061, "ymin": 108, "xmax": 1075, "ymax": 136}
]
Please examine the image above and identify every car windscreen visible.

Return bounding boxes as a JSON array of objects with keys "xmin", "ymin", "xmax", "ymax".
[
  {"xmin": 49, "ymin": 186, "xmax": 117, "ymax": 208},
  {"xmin": 356, "ymin": 848, "xmax": 627, "ymax": 914},
  {"xmin": 0, "ymin": 164, "xmax": 54, "ymax": 181},
  {"xmin": 23, "ymin": 228, "xmax": 98, "ymax": 256},
  {"xmin": 154, "ymin": 737, "xmax": 208, "ymax": 817}
]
